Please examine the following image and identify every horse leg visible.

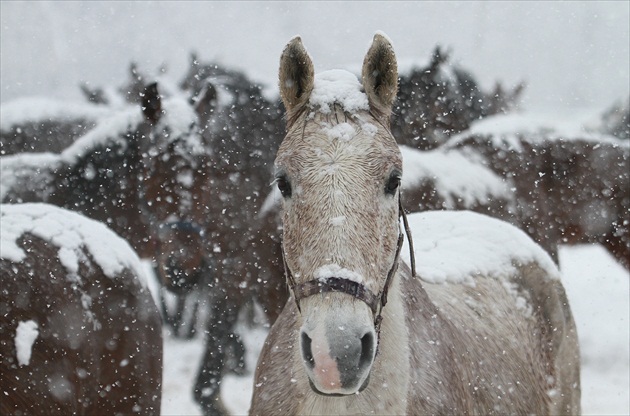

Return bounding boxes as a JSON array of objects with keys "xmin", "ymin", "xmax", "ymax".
[
  {"xmin": 159, "ymin": 287, "xmax": 177, "ymax": 330},
  {"xmin": 159, "ymin": 288, "xmax": 201, "ymax": 339},
  {"xmin": 193, "ymin": 294, "xmax": 240, "ymax": 416},
  {"xmin": 156, "ymin": 264, "xmax": 187, "ymax": 336},
  {"xmin": 225, "ymin": 325, "xmax": 247, "ymax": 376},
  {"xmin": 183, "ymin": 295, "xmax": 201, "ymax": 339}
]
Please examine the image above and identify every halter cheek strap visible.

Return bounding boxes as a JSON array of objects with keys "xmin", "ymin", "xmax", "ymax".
[{"xmin": 280, "ymin": 197, "xmax": 416, "ymax": 337}]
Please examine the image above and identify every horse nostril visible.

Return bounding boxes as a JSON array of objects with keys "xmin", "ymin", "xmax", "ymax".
[
  {"xmin": 359, "ymin": 332, "xmax": 375, "ymax": 370},
  {"xmin": 301, "ymin": 331, "xmax": 314, "ymax": 369}
]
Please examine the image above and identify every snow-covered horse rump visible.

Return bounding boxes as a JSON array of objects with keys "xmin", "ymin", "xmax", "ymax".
[
  {"xmin": 0, "ymin": 203, "xmax": 162, "ymax": 415},
  {"xmin": 249, "ymin": 34, "xmax": 580, "ymax": 415}
]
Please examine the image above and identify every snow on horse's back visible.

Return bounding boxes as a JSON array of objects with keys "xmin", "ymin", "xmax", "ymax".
[
  {"xmin": 249, "ymin": 33, "xmax": 580, "ymax": 415},
  {"xmin": 0, "ymin": 203, "xmax": 162, "ymax": 415},
  {"xmin": 443, "ymin": 112, "xmax": 630, "ymax": 270}
]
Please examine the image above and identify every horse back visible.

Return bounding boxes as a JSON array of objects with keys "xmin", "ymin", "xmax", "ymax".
[{"xmin": 0, "ymin": 233, "xmax": 163, "ymax": 415}]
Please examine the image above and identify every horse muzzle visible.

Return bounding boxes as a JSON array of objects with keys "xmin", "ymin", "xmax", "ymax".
[{"xmin": 298, "ymin": 298, "xmax": 377, "ymax": 395}]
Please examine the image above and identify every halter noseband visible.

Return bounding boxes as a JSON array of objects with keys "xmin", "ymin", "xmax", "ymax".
[{"xmin": 281, "ymin": 197, "xmax": 416, "ymax": 339}]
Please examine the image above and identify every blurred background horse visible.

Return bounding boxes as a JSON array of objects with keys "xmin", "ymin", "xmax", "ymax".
[{"xmin": 0, "ymin": 203, "xmax": 162, "ymax": 415}]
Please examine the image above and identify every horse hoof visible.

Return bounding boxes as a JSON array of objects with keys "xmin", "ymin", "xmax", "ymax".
[{"xmin": 199, "ymin": 398, "xmax": 229, "ymax": 416}]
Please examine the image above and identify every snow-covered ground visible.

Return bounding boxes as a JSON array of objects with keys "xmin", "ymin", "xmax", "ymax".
[
  {"xmin": 559, "ymin": 245, "xmax": 630, "ymax": 415},
  {"xmin": 154, "ymin": 243, "xmax": 629, "ymax": 415}
]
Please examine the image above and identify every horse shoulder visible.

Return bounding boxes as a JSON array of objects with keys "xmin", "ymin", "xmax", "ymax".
[
  {"xmin": 511, "ymin": 263, "xmax": 581, "ymax": 414},
  {"xmin": 402, "ymin": 260, "xmax": 577, "ymax": 414}
]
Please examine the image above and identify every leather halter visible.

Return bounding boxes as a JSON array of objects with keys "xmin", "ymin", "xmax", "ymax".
[{"xmin": 281, "ymin": 197, "xmax": 416, "ymax": 338}]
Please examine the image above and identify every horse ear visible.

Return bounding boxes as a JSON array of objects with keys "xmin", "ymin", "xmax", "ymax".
[
  {"xmin": 194, "ymin": 82, "xmax": 217, "ymax": 123},
  {"xmin": 362, "ymin": 32, "xmax": 398, "ymax": 118},
  {"xmin": 142, "ymin": 82, "xmax": 162, "ymax": 124},
  {"xmin": 79, "ymin": 82, "xmax": 108, "ymax": 105},
  {"xmin": 279, "ymin": 36, "xmax": 315, "ymax": 119}
]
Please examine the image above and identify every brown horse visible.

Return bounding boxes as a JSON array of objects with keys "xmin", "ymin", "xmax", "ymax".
[
  {"xmin": 0, "ymin": 76, "xmax": 285, "ymax": 414},
  {"xmin": 0, "ymin": 203, "xmax": 162, "ymax": 414},
  {"xmin": 250, "ymin": 33, "xmax": 580, "ymax": 415},
  {"xmin": 0, "ymin": 97, "xmax": 111, "ymax": 155},
  {"xmin": 392, "ymin": 45, "xmax": 525, "ymax": 150},
  {"xmin": 176, "ymin": 57, "xmax": 288, "ymax": 415},
  {"xmin": 0, "ymin": 83, "xmax": 210, "ymax": 329},
  {"xmin": 438, "ymin": 116, "xmax": 630, "ymax": 270},
  {"xmin": 0, "ymin": 84, "xmax": 203, "ymax": 257}
]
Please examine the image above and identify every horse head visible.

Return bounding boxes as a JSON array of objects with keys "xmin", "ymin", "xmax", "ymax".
[
  {"xmin": 275, "ymin": 33, "xmax": 403, "ymax": 395},
  {"xmin": 135, "ymin": 82, "xmax": 213, "ymax": 294}
]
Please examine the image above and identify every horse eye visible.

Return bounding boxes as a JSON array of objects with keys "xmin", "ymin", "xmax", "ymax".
[
  {"xmin": 385, "ymin": 174, "xmax": 401, "ymax": 196},
  {"xmin": 276, "ymin": 175, "xmax": 292, "ymax": 198}
]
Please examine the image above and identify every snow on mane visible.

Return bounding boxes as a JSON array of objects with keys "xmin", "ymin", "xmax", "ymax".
[
  {"xmin": 0, "ymin": 203, "xmax": 147, "ymax": 286},
  {"xmin": 400, "ymin": 145, "xmax": 512, "ymax": 209},
  {"xmin": 401, "ymin": 210, "xmax": 560, "ymax": 286},
  {"xmin": 58, "ymin": 104, "xmax": 144, "ymax": 164},
  {"xmin": 448, "ymin": 110, "xmax": 628, "ymax": 150},
  {"xmin": 59, "ymin": 96, "xmax": 201, "ymax": 165},
  {"xmin": 310, "ymin": 70, "xmax": 369, "ymax": 114},
  {"xmin": 0, "ymin": 97, "xmax": 112, "ymax": 131},
  {"xmin": 0, "ymin": 105, "xmax": 144, "ymax": 201}
]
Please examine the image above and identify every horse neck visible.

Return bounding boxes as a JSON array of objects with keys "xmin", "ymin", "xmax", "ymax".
[
  {"xmin": 375, "ymin": 258, "xmax": 445, "ymax": 361},
  {"xmin": 382, "ymin": 263, "xmax": 473, "ymax": 414},
  {"xmin": 372, "ymin": 265, "xmax": 413, "ymax": 389}
]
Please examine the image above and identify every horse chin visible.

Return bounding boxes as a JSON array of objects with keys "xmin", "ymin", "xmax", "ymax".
[{"xmin": 308, "ymin": 373, "xmax": 371, "ymax": 397}]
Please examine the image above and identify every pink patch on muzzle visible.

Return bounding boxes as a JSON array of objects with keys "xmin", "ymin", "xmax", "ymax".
[{"xmin": 312, "ymin": 348, "xmax": 342, "ymax": 391}]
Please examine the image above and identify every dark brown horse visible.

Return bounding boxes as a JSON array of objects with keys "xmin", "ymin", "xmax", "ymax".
[
  {"xmin": 390, "ymin": 49, "xmax": 629, "ymax": 270},
  {"xmin": 436, "ymin": 116, "xmax": 630, "ymax": 270},
  {"xmin": 176, "ymin": 56, "xmax": 288, "ymax": 415},
  {"xmin": 0, "ymin": 85, "xmax": 181, "ymax": 257},
  {"xmin": 0, "ymin": 83, "xmax": 209, "ymax": 325},
  {"xmin": 392, "ymin": 46, "xmax": 524, "ymax": 150},
  {"xmin": 0, "ymin": 203, "xmax": 162, "ymax": 414},
  {"xmin": 0, "ymin": 97, "xmax": 111, "ymax": 155},
  {"xmin": 0, "ymin": 76, "xmax": 284, "ymax": 414}
]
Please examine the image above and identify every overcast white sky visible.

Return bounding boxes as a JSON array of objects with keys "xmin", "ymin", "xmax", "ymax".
[{"xmin": 1, "ymin": 1, "xmax": 628, "ymax": 111}]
